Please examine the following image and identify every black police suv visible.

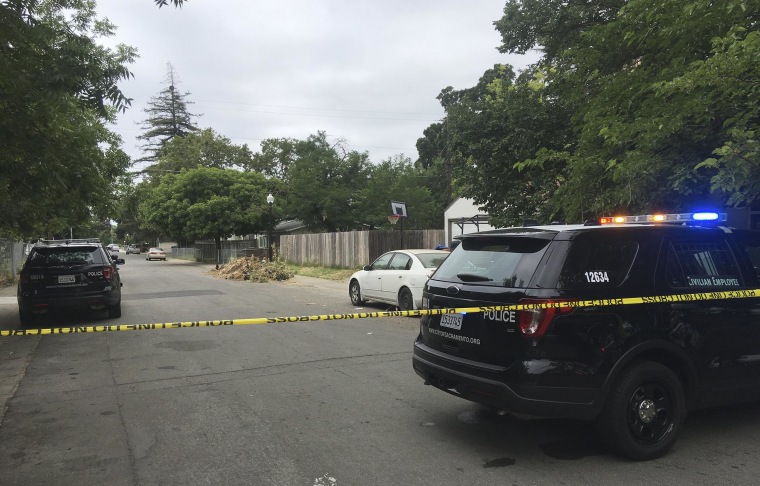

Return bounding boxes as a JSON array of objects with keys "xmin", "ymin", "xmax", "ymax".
[
  {"xmin": 17, "ymin": 238, "xmax": 125, "ymax": 325},
  {"xmin": 412, "ymin": 213, "xmax": 760, "ymax": 460}
]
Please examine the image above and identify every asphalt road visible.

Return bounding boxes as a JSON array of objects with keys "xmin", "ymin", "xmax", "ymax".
[{"xmin": 1, "ymin": 254, "xmax": 760, "ymax": 485}]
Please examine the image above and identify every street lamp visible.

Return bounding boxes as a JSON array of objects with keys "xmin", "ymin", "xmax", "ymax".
[{"xmin": 267, "ymin": 193, "xmax": 274, "ymax": 262}]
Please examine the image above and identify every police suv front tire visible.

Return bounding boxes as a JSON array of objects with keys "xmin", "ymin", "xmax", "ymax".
[{"xmin": 596, "ymin": 361, "xmax": 685, "ymax": 461}]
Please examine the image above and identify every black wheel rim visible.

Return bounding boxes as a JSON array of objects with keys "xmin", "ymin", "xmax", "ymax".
[{"xmin": 626, "ymin": 381, "xmax": 674, "ymax": 444}]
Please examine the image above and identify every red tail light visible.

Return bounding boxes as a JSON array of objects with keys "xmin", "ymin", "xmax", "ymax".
[
  {"xmin": 518, "ymin": 299, "xmax": 574, "ymax": 338},
  {"xmin": 103, "ymin": 266, "xmax": 113, "ymax": 281}
]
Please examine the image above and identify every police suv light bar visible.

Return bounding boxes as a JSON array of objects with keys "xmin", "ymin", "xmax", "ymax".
[{"xmin": 600, "ymin": 212, "xmax": 727, "ymax": 225}]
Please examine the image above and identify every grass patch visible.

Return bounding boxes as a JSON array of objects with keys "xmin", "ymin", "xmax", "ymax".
[{"xmin": 285, "ymin": 263, "xmax": 357, "ymax": 281}]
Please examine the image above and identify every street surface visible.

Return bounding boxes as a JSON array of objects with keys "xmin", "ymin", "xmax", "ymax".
[{"xmin": 1, "ymin": 255, "xmax": 759, "ymax": 485}]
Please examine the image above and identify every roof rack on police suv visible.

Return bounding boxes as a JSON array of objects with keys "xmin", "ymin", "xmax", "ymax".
[{"xmin": 35, "ymin": 238, "xmax": 102, "ymax": 246}]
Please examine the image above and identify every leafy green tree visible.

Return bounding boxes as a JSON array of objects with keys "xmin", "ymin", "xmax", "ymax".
[
  {"xmin": 663, "ymin": 25, "xmax": 760, "ymax": 208},
  {"xmin": 144, "ymin": 128, "xmax": 255, "ymax": 181},
  {"xmin": 136, "ymin": 62, "xmax": 200, "ymax": 164},
  {"xmin": 495, "ymin": 0, "xmax": 626, "ymax": 60},
  {"xmin": 418, "ymin": 65, "xmax": 573, "ymax": 226},
  {"xmin": 139, "ymin": 167, "xmax": 276, "ymax": 265},
  {"xmin": 114, "ymin": 181, "xmax": 160, "ymax": 246},
  {"xmin": 251, "ymin": 137, "xmax": 298, "ymax": 182},
  {"xmin": 358, "ymin": 155, "xmax": 439, "ymax": 230},
  {"xmin": 494, "ymin": 0, "xmax": 760, "ymax": 219},
  {"xmin": 0, "ymin": 0, "xmax": 135, "ymax": 237},
  {"xmin": 120, "ymin": 129, "xmax": 256, "ymax": 239},
  {"xmin": 286, "ymin": 132, "xmax": 370, "ymax": 232},
  {"xmin": 415, "ymin": 122, "xmax": 457, "ymax": 216}
]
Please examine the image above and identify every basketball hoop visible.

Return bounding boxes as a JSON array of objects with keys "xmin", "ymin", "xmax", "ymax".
[{"xmin": 387, "ymin": 215, "xmax": 400, "ymax": 225}]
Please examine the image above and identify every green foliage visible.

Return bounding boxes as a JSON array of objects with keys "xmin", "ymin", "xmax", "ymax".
[
  {"xmin": 557, "ymin": 0, "xmax": 759, "ymax": 216},
  {"xmin": 115, "ymin": 181, "xmax": 160, "ymax": 245},
  {"xmin": 138, "ymin": 167, "xmax": 276, "ymax": 243},
  {"xmin": 251, "ymin": 137, "xmax": 298, "ymax": 182},
  {"xmin": 136, "ymin": 63, "xmax": 200, "ymax": 164},
  {"xmin": 358, "ymin": 155, "xmax": 440, "ymax": 229},
  {"xmin": 145, "ymin": 128, "xmax": 255, "ymax": 179},
  {"xmin": 419, "ymin": 0, "xmax": 759, "ymax": 224},
  {"xmin": 285, "ymin": 132, "xmax": 371, "ymax": 232},
  {"xmin": 495, "ymin": 0, "xmax": 626, "ymax": 60},
  {"xmin": 0, "ymin": 0, "xmax": 135, "ymax": 238},
  {"xmin": 270, "ymin": 132, "xmax": 440, "ymax": 231},
  {"xmin": 418, "ymin": 65, "xmax": 573, "ymax": 226},
  {"xmin": 697, "ymin": 129, "xmax": 760, "ymax": 207}
]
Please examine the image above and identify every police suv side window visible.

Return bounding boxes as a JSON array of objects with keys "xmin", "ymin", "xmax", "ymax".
[
  {"xmin": 666, "ymin": 240, "xmax": 742, "ymax": 288},
  {"xmin": 729, "ymin": 230, "xmax": 760, "ymax": 282},
  {"xmin": 557, "ymin": 240, "xmax": 638, "ymax": 289}
]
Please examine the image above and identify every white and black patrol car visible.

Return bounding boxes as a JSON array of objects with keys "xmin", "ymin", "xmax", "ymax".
[{"xmin": 412, "ymin": 212, "xmax": 760, "ymax": 460}]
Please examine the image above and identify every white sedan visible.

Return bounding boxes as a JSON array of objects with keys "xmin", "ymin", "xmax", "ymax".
[
  {"xmin": 145, "ymin": 248, "xmax": 166, "ymax": 261},
  {"xmin": 349, "ymin": 249, "xmax": 449, "ymax": 311}
]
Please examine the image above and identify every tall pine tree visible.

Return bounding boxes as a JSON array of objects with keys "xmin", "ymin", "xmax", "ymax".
[{"xmin": 136, "ymin": 62, "xmax": 200, "ymax": 165}]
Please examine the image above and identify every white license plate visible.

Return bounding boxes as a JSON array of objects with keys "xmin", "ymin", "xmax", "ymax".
[
  {"xmin": 57, "ymin": 275, "xmax": 76, "ymax": 284},
  {"xmin": 440, "ymin": 313, "xmax": 463, "ymax": 330}
]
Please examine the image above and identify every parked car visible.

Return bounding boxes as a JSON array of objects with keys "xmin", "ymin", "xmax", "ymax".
[
  {"xmin": 349, "ymin": 249, "xmax": 449, "ymax": 310},
  {"xmin": 125, "ymin": 244, "xmax": 140, "ymax": 254},
  {"xmin": 412, "ymin": 212, "xmax": 760, "ymax": 460},
  {"xmin": 145, "ymin": 248, "xmax": 166, "ymax": 261},
  {"xmin": 17, "ymin": 238, "xmax": 125, "ymax": 325},
  {"xmin": 106, "ymin": 244, "xmax": 121, "ymax": 253}
]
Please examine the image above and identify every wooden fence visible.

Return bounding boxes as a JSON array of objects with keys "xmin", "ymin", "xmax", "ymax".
[
  {"xmin": 280, "ymin": 229, "xmax": 444, "ymax": 268},
  {"xmin": 191, "ymin": 239, "xmax": 264, "ymax": 264}
]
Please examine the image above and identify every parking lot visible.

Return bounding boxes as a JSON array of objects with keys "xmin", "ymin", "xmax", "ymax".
[{"xmin": 1, "ymin": 257, "xmax": 760, "ymax": 485}]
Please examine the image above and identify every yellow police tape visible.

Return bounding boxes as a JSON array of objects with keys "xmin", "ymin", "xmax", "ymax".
[{"xmin": 2, "ymin": 288, "xmax": 758, "ymax": 337}]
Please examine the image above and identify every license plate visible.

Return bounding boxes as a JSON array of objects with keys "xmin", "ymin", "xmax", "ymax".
[
  {"xmin": 440, "ymin": 313, "xmax": 463, "ymax": 330},
  {"xmin": 58, "ymin": 275, "xmax": 76, "ymax": 284}
]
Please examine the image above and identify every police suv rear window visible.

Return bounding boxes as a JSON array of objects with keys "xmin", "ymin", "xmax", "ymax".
[
  {"xmin": 26, "ymin": 247, "xmax": 104, "ymax": 267},
  {"xmin": 432, "ymin": 236, "xmax": 550, "ymax": 288}
]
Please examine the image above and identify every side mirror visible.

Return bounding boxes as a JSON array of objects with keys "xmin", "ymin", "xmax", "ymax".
[
  {"xmin": 114, "ymin": 258, "xmax": 125, "ymax": 265},
  {"xmin": 363, "ymin": 265, "xmax": 372, "ymax": 271}
]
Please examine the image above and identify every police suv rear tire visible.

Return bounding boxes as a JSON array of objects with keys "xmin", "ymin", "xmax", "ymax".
[{"xmin": 596, "ymin": 361, "xmax": 685, "ymax": 461}]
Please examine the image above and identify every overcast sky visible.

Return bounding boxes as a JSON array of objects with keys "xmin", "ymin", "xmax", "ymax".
[{"xmin": 97, "ymin": 1, "xmax": 538, "ymax": 168}]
